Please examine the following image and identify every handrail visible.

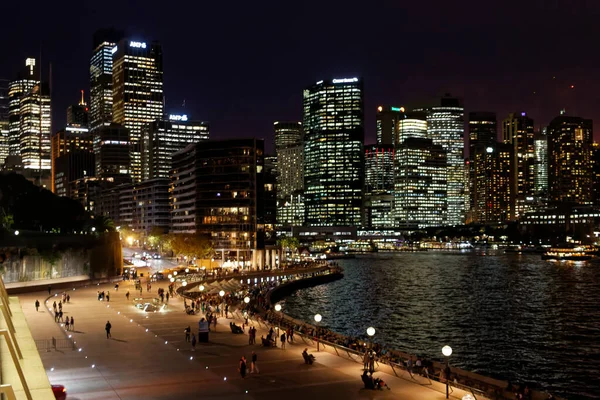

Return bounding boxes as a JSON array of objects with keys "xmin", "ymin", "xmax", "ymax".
[{"xmin": 0, "ymin": 384, "xmax": 17, "ymax": 400}]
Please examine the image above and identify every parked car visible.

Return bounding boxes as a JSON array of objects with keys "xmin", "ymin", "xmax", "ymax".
[{"xmin": 52, "ymin": 384, "xmax": 67, "ymax": 400}]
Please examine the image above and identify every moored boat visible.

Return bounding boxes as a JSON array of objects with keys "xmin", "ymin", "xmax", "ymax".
[{"xmin": 542, "ymin": 246, "xmax": 594, "ymax": 261}]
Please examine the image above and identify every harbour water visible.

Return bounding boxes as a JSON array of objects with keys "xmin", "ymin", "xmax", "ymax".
[{"xmin": 282, "ymin": 251, "xmax": 600, "ymax": 399}]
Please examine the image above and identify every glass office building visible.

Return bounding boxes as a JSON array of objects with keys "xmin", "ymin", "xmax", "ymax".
[
  {"xmin": 303, "ymin": 77, "xmax": 364, "ymax": 227},
  {"xmin": 364, "ymin": 144, "xmax": 395, "ymax": 228},
  {"xmin": 112, "ymin": 38, "xmax": 164, "ymax": 183}
]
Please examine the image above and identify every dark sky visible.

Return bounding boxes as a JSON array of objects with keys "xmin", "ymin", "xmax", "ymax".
[{"xmin": 2, "ymin": 0, "xmax": 600, "ymax": 153}]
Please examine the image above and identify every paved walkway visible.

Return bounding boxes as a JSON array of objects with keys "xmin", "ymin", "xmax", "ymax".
[{"xmin": 19, "ymin": 280, "xmax": 475, "ymax": 400}]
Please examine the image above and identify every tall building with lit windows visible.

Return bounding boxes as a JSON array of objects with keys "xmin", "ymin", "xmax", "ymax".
[
  {"xmin": 274, "ymin": 121, "xmax": 304, "ymax": 228},
  {"xmin": 274, "ymin": 121, "xmax": 302, "ymax": 150},
  {"xmin": 376, "ymin": 106, "xmax": 403, "ymax": 145},
  {"xmin": 112, "ymin": 38, "xmax": 164, "ymax": 183},
  {"xmin": 0, "ymin": 79, "xmax": 9, "ymax": 166},
  {"xmin": 364, "ymin": 144, "xmax": 395, "ymax": 228},
  {"xmin": 394, "ymin": 138, "xmax": 447, "ymax": 228},
  {"xmin": 303, "ymin": 78, "xmax": 364, "ymax": 227},
  {"xmin": 397, "ymin": 112, "xmax": 427, "ymax": 144},
  {"xmin": 51, "ymin": 125, "xmax": 94, "ymax": 196},
  {"xmin": 141, "ymin": 114, "xmax": 209, "ymax": 180},
  {"xmin": 468, "ymin": 112, "xmax": 497, "ymax": 220},
  {"xmin": 534, "ymin": 128, "xmax": 548, "ymax": 195},
  {"xmin": 425, "ymin": 96, "xmax": 465, "ymax": 226},
  {"xmin": 93, "ymin": 123, "xmax": 131, "ymax": 184},
  {"xmin": 8, "ymin": 58, "xmax": 39, "ymax": 157},
  {"xmin": 90, "ymin": 29, "xmax": 123, "ymax": 132},
  {"xmin": 502, "ymin": 112, "xmax": 535, "ymax": 219},
  {"xmin": 547, "ymin": 114, "xmax": 593, "ymax": 205}
]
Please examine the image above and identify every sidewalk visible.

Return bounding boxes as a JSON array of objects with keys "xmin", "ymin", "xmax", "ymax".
[{"xmin": 19, "ymin": 280, "xmax": 475, "ymax": 400}]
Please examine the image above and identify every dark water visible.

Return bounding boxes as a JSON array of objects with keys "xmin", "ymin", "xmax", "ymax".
[{"xmin": 282, "ymin": 251, "xmax": 600, "ymax": 399}]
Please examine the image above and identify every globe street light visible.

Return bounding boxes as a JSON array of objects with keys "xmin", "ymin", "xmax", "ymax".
[
  {"xmin": 366, "ymin": 327, "xmax": 375, "ymax": 337},
  {"xmin": 219, "ymin": 290, "xmax": 225, "ymax": 297},
  {"xmin": 274, "ymin": 304, "xmax": 282, "ymax": 312},
  {"xmin": 182, "ymin": 281, "xmax": 187, "ymax": 287},
  {"xmin": 244, "ymin": 296, "xmax": 250, "ymax": 304},
  {"xmin": 170, "ymin": 277, "xmax": 175, "ymax": 283},
  {"xmin": 442, "ymin": 345, "xmax": 452, "ymax": 398},
  {"xmin": 199, "ymin": 285, "xmax": 205, "ymax": 292},
  {"xmin": 314, "ymin": 314, "xmax": 322, "ymax": 351},
  {"xmin": 185, "ymin": 268, "xmax": 189, "ymax": 273},
  {"xmin": 14, "ymin": 230, "xmax": 19, "ymax": 236}
]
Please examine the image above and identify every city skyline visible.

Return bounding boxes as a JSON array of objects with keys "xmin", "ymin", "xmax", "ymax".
[{"xmin": 1, "ymin": 1, "xmax": 599, "ymax": 152}]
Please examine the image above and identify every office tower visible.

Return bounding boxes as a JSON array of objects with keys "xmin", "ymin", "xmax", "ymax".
[
  {"xmin": 8, "ymin": 58, "xmax": 40, "ymax": 157},
  {"xmin": 131, "ymin": 178, "xmax": 171, "ymax": 234},
  {"xmin": 274, "ymin": 121, "xmax": 304, "ymax": 228},
  {"xmin": 376, "ymin": 106, "xmax": 403, "ymax": 145},
  {"xmin": 90, "ymin": 28, "xmax": 123, "ymax": 132},
  {"xmin": 67, "ymin": 90, "xmax": 89, "ymax": 127},
  {"xmin": 51, "ymin": 125, "xmax": 94, "ymax": 196},
  {"xmin": 534, "ymin": 128, "xmax": 548, "ymax": 195},
  {"xmin": 502, "ymin": 112, "xmax": 535, "ymax": 219},
  {"xmin": 0, "ymin": 79, "xmax": 8, "ymax": 166},
  {"xmin": 364, "ymin": 144, "xmax": 395, "ymax": 228},
  {"xmin": 426, "ymin": 96, "xmax": 465, "ymax": 226},
  {"xmin": 397, "ymin": 111, "xmax": 427, "ymax": 144},
  {"xmin": 468, "ymin": 112, "xmax": 497, "ymax": 220},
  {"xmin": 394, "ymin": 137, "xmax": 447, "ymax": 228},
  {"xmin": 171, "ymin": 139, "xmax": 273, "ymax": 269},
  {"xmin": 17, "ymin": 82, "xmax": 52, "ymax": 171},
  {"xmin": 593, "ymin": 143, "xmax": 600, "ymax": 206},
  {"xmin": 93, "ymin": 123, "xmax": 131, "ymax": 184},
  {"xmin": 303, "ymin": 77, "xmax": 364, "ymax": 227},
  {"xmin": 141, "ymin": 114, "xmax": 209, "ymax": 180},
  {"xmin": 547, "ymin": 114, "xmax": 593, "ymax": 205},
  {"xmin": 472, "ymin": 142, "xmax": 513, "ymax": 224},
  {"xmin": 112, "ymin": 38, "xmax": 164, "ymax": 183}
]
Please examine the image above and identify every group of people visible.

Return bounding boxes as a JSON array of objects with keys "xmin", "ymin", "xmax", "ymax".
[
  {"xmin": 47, "ymin": 298, "xmax": 75, "ymax": 331},
  {"xmin": 97, "ymin": 290, "xmax": 110, "ymax": 302}
]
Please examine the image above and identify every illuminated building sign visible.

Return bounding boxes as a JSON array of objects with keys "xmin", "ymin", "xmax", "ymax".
[
  {"xmin": 332, "ymin": 78, "xmax": 358, "ymax": 84},
  {"xmin": 169, "ymin": 114, "xmax": 188, "ymax": 122},
  {"xmin": 129, "ymin": 41, "xmax": 147, "ymax": 49},
  {"xmin": 391, "ymin": 107, "xmax": 405, "ymax": 112},
  {"xmin": 111, "ymin": 46, "xmax": 118, "ymax": 54}
]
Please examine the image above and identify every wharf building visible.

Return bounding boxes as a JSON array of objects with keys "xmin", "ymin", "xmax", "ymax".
[
  {"xmin": 546, "ymin": 113, "xmax": 593, "ymax": 205},
  {"xmin": 112, "ymin": 38, "xmax": 164, "ymax": 183},
  {"xmin": 502, "ymin": 112, "xmax": 536, "ymax": 219},
  {"xmin": 171, "ymin": 138, "xmax": 278, "ymax": 269},
  {"xmin": 141, "ymin": 114, "xmax": 209, "ymax": 181},
  {"xmin": 376, "ymin": 105, "xmax": 404, "ymax": 145},
  {"xmin": 423, "ymin": 96, "xmax": 465, "ymax": 226},
  {"xmin": 89, "ymin": 29, "xmax": 123, "ymax": 132},
  {"xmin": 273, "ymin": 121, "xmax": 304, "ymax": 229},
  {"xmin": 363, "ymin": 144, "xmax": 395, "ymax": 228},
  {"xmin": 303, "ymin": 77, "xmax": 364, "ymax": 227},
  {"xmin": 394, "ymin": 137, "xmax": 447, "ymax": 228}
]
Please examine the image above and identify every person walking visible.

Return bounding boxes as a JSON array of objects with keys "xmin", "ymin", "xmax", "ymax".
[
  {"xmin": 126, "ymin": 290, "xmax": 130, "ymax": 301},
  {"xmin": 58, "ymin": 310, "xmax": 64, "ymax": 322},
  {"xmin": 58, "ymin": 301, "xmax": 62, "ymax": 311},
  {"xmin": 185, "ymin": 326, "xmax": 191, "ymax": 342},
  {"xmin": 239, "ymin": 356, "xmax": 247, "ymax": 378},
  {"xmin": 53, "ymin": 301, "xmax": 57, "ymax": 313},
  {"xmin": 225, "ymin": 304, "xmax": 229, "ymax": 318},
  {"xmin": 70, "ymin": 316, "xmax": 74, "ymax": 331},
  {"xmin": 363, "ymin": 350, "xmax": 369, "ymax": 371},
  {"xmin": 166, "ymin": 292, "xmax": 169, "ymax": 303},
  {"xmin": 250, "ymin": 351, "xmax": 259, "ymax": 373},
  {"xmin": 66, "ymin": 294, "xmax": 70, "ymax": 303},
  {"xmin": 280, "ymin": 332, "xmax": 286, "ymax": 349},
  {"xmin": 65, "ymin": 318, "xmax": 70, "ymax": 331},
  {"xmin": 35, "ymin": 300, "xmax": 40, "ymax": 312},
  {"xmin": 191, "ymin": 333, "xmax": 197, "ymax": 351},
  {"xmin": 213, "ymin": 315, "xmax": 217, "ymax": 331},
  {"xmin": 106, "ymin": 291, "xmax": 110, "ymax": 302},
  {"xmin": 105, "ymin": 321, "xmax": 112, "ymax": 339}
]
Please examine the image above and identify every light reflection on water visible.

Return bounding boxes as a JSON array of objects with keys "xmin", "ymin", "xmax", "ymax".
[{"xmin": 282, "ymin": 252, "xmax": 600, "ymax": 399}]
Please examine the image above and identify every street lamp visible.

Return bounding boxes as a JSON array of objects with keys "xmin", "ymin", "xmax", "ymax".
[
  {"xmin": 182, "ymin": 281, "xmax": 187, "ymax": 287},
  {"xmin": 185, "ymin": 268, "xmax": 189, "ymax": 273},
  {"xmin": 314, "ymin": 314, "xmax": 322, "ymax": 351},
  {"xmin": 219, "ymin": 290, "xmax": 225, "ymax": 297},
  {"xmin": 170, "ymin": 277, "xmax": 175, "ymax": 283},
  {"xmin": 14, "ymin": 230, "xmax": 19, "ymax": 236},
  {"xmin": 127, "ymin": 236, "xmax": 133, "ymax": 246},
  {"xmin": 244, "ymin": 296, "xmax": 250, "ymax": 304},
  {"xmin": 274, "ymin": 304, "xmax": 282, "ymax": 312},
  {"xmin": 91, "ymin": 227, "xmax": 96, "ymax": 232},
  {"xmin": 199, "ymin": 285, "xmax": 205, "ymax": 292},
  {"xmin": 366, "ymin": 326, "xmax": 375, "ymax": 348},
  {"xmin": 442, "ymin": 345, "xmax": 452, "ymax": 399}
]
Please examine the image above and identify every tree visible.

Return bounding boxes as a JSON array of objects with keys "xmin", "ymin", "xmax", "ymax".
[
  {"xmin": 0, "ymin": 208, "xmax": 14, "ymax": 231},
  {"xmin": 170, "ymin": 234, "xmax": 213, "ymax": 262},
  {"xmin": 94, "ymin": 216, "xmax": 115, "ymax": 232}
]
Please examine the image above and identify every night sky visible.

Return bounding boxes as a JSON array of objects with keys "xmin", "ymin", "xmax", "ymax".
[{"xmin": 2, "ymin": 0, "xmax": 600, "ymax": 153}]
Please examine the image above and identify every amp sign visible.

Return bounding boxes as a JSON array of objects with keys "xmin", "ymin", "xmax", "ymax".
[{"xmin": 129, "ymin": 41, "xmax": 147, "ymax": 49}]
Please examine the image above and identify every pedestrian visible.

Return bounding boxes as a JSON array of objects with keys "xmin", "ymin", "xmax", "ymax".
[
  {"xmin": 290, "ymin": 327, "xmax": 294, "ymax": 342},
  {"xmin": 66, "ymin": 294, "xmax": 70, "ymax": 303},
  {"xmin": 35, "ymin": 300, "xmax": 40, "ymax": 312},
  {"xmin": 363, "ymin": 351, "xmax": 369, "ymax": 371},
  {"xmin": 225, "ymin": 304, "xmax": 229, "ymax": 318},
  {"xmin": 213, "ymin": 315, "xmax": 217, "ymax": 331},
  {"xmin": 280, "ymin": 332, "xmax": 286, "ymax": 349},
  {"xmin": 106, "ymin": 291, "xmax": 110, "ymax": 302},
  {"xmin": 70, "ymin": 316, "xmax": 74, "ymax": 331},
  {"xmin": 239, "ymin": 356, "xmax": 247, "ymax": 378},
  {"xmin": 58, "ymin": 301, "xmax": 62, "ymax": 311},
  {"xmin": 140, "ymin": 287, "xmax": 143, "ymax": 295},
  {"xmin": 59, "ymin": 310, "xmax": 64, "ymax": 322},
  {"xmin": 185, "ymin": 326, "xmax": 191, "ymax": 342},
  {"xmin": 115, "ymin": 283, "xmax": 119, "ymax": 291},
  {"xmin": 166, "ymin": 292, "xmax": 169, "ymax": 303},
  {"xmin": 53, "ymin": 301, "xmax": 57, "ymax": 312},
  {"xmin": 65, "ymin": 318, "xmax": 70, "ymax": 331},
  {"xmin": 368, "ymin": 350, "xmax": 375, "ymax": 373},
  {"xmin": 126, "ymin": 290, "xmax": 130, "ymax": 300},
  {"xmin": 105, "ymin": 321, "xmax": 112, "ymax": 339},
  {"xmin": 54, "ymin": 310, "xmax": 59, "ymax": 322},
  {"xmin": 191, "ymin": 333, "xmax": 196, "ymax": 351},
  {"xmin": 250, "ymin": 351, "xmax": 259, "ymax": 373}
]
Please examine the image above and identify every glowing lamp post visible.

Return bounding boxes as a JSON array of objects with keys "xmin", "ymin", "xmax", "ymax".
[
  {"xmin": 274, "ymin": 304, "xmax": 282, "ymax": 312},
  {"xmin": 442, "ymin": 345, "xmax": 453, "ymax": 398},
  {"xmin": 314, "ymin": 314, "xmax": 322, "ymax": 351},
  {"xmin": 199, "ymin": 285, "xmax": 205, "ymax": 292},
  {"xmin": 219, "ymin": 290, "xmax": 225, "ymax": 297},
  {"xmin": 244, "ymin": 296, "xmax": 250, "ymax": 304},
  {"xmin": 182, "ymin": 281, "xmax": 187, "ymax": 287},
  {"xmin": 366, "ymin": 326, "xmax": 376, "ymax": 350}
]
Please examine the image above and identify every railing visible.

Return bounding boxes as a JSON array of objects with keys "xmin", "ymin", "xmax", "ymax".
[{"xmin": 34, "ymin": 337, "xmax": 77, "ymax": 352}]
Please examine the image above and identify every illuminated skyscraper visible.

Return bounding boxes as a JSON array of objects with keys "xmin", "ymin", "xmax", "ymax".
[
  {"xmin": 274, "ymin": 121, "xmax": 302, "ymax": 150},
  {"xmin": 394, "ymin": 138, "xmax": 447, "ymax": 228},
  {"xmin": 274, "ymin": 121, "xmax": 304, "ymax": 228},
  {"xmin": 468, "ymin": 112, "xmax": 497, "ymax": 220},
  {"xmin": 89, "ymin": 29, "xmax": 123, "ymax": 132},
  {"xmin": 364, "ymin": 144, "xmax": 395, "ymax": 228},
  {"xmin": 8, "ymin": 58, "xmax": 38, "ymax": 156},
  {"xmin": 397, "ymin": 111, "xmax": 427, "ymax": 144},
  {"xmin": 141, "ymin": 114, "xmax": 209, "ymax": 180},
  {"xmin": 547, "ymin": 114, "xmax": 593, "ymax": 205},
  {"xmin": 425, "ymin": 96, "xmax": 465, "ymax": 226},
  {"xmin": 112, "ymin": 38, "xmax": 164, "ymax": 183},
  {"xmin": 376, "ymin": 106, "xmax": 404, "ymax": 145},
  {"xmin": 93, "ymin": 123, "xmax": 131, "ymax": 184},
  {"xmin": 67, "ymin": 90, "xmax": 89, "ymax": 128},
  {"xmin": 0, "ymin": 79, "xmax": 8, "ymax": 166},
  {"xmin": 303, "ymin": 78, "xmax": 364, "ymax": 227},
  {"xmin": 502, "ymin": 112, "xmax": 535, "ymax": 218},
  {"xmin": 534, "ymin": 128, "xmax": 548, "ymax": 195},
  {"xmin": 51, "ymin": 125, "xmax": 94, "ymax": 196}
]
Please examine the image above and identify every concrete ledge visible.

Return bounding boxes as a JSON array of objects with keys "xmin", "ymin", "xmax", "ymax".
[{"xmin": 6, "ymin": 276, "xmax": 122, "ymax": 295}]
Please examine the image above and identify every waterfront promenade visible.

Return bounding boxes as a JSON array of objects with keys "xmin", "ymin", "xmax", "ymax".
[{"xmin": 18, "ymin": 276, "xmax": 477, "ymax": 400}]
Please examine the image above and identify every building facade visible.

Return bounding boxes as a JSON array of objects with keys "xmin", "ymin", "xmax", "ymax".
[
  {"xmin": 0, "ymin": 78, "xmax": 8, "ymax": 167},
  {"xmin": 364, "ymin": 144, "xmax": 395, "ymax": 228},
  {"xmin": 397, "ymin": 112, "xmax": 427, "ymax": 144},
  {"xmin": 502, "ymin": 112, "xmax": 535, "ymax": 219},
  {"xmin": 93, "ymin": 123, "xmax": 131, "ymax": 184},
  {"xmin": 141, "ymin": 115, "xmax": 209, "ymax": 180},
  {"xmin": 534, "ymin": 128, "xmax": 548, "ymax": 196},
  {"xmin": 8, "ymin": 58, "xmax": 38, "ymax": 157},
  {"xmin": 468, "ymin": 112, "xmax": 497, "ymax": 221},
  {"xmin": 547, "ymin": 114, "xmax": 593, "ymax": 205},
  {"xmin": 426, "ymin": 96, "xmax": 465, "ymax": 226},
  {"xmin": 394, "ymin": 138, "xmax": 447, "ymax": 228},
  {"xmin": 376, "ymin": 106, "xmax": 403, "ymax": 145},
  {"xmin": 303, "ymin": 77, "xmax": 364, "ymax": 227},
  {"xmin": 131, "ymin": 178, "xmax": 171, "ymax": 234},
  {"xmin": 112, "ymin": 38, "xmax": 164, "ymax": 183},
  {"xmin": 274, "ymin": 121, "xmax": 304, "ymax": 228},
  {"xmin": 51, "ymin": 125, "xmax": 94, "ymax": 196},
  {"xmin": 67, "ymin": 91, "xmax": 89, "ymax": 128}
]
